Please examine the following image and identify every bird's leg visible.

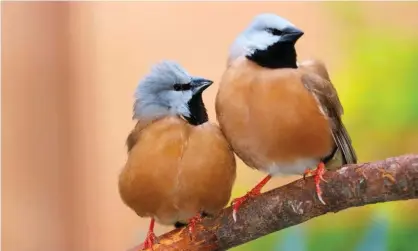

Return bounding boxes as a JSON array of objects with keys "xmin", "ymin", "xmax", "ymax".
[
  {"xmin": 303, "ymin": 162, "xmax": 327, "ymax": 205},
  {"xmin": 187, "ymin": 213, "xmax": 203, "ymax": 240},
  {"xmin": 231, "ymin": 174, "xmax": 272, "ymax": 222},
  {"xmin": 141, "ymin": 218, "xmax": 157, "ymax": 250}
]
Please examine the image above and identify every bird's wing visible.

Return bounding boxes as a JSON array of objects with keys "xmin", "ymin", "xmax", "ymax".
[
  {"xmin": 300, "ymin": 69, "xmax": 357, "ymax": 165},
  {"xmin": 298, "ymin": 59, "xmax": 331, "ymax": 81},
  {"xmin": 126, "ymin": 120, "xmax": 154, "ymax": 152},
  {"xmin": 126, "ymin": 129, "xmax": 138, "ymax": 152}
]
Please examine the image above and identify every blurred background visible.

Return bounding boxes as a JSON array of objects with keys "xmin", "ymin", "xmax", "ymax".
[{"xmin": 2, "ymin": 2, "xmax": 418, "ymax": 251}]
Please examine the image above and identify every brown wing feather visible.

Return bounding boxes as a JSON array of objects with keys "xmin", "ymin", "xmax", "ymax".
[
  {"xmin": 126, "ymin": 120, "xmax": 151, "ymax": 152},
  {"xmin": 299, "ymin": 62, "xmax": 357, "ymax": 165}
]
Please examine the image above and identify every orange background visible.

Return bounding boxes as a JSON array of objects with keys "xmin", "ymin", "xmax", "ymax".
[{"xmin": 2, "ymin": 2, "xmax": 418, "ymax": 251}]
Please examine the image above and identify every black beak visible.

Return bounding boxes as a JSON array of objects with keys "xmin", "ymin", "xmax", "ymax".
[
  {"xmin": 191, "ymin": 77, "xmax": 213, "ymax": 94},
  {"xmin": 281, "ymin": 26, "xmax": 304, "ymax": 43}
]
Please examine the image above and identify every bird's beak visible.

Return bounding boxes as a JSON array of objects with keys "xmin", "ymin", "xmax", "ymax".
[
  {"xmin": 191, "ymin": 77, "xmax": 213, "ymax": 94},
  {"xmin": 281, "ymin": 26, "xmax": 304, "ymax": 43}
]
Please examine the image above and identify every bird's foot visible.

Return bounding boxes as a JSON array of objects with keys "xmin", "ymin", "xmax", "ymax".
[
  {"xmin": 304, "ymin": 162, "xmax": 327, "ymax": 205},
  {"xmin": 187, "ymin": 213, "xmax": 203, "ymax": 240},
  {"xmin": 231, "ymin": 175, "xmax": 272, "ymax": 222},
  {"xmin": 141, "ymin": 231, "xmax": 157, "ymax": 250},
  {"xmin": 231, "ymin": 194, "xmax": 254, "ymax": 223},
  {"xmin": 140, "ymin": 219, "xmax": 157, "ymax": 250}
]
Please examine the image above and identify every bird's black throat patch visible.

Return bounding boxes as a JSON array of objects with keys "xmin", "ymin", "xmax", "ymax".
[
  {"xmin": 247, "ymin": 42, "xmax": 298, "ymax": 69},
  {"xmin": 184, "ymin": 92, "xmax": 208, "ymax": 126}
]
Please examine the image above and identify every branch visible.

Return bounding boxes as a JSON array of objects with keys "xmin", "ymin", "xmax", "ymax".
[{"xmin": 128, "ymin": 154, "xmax": 418, "ymax": 251}]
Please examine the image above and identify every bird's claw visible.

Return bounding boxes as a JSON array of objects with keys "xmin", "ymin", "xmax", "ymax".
[
  {"xmin": 304, "ymin": 162, "xmax": 327, "ymax": 205},
  {"xmin": 231, "ymin": 195, "xmax": 249, "ymax": 222},
  {"xmin": 304, "ymin": 168, "xmax": 327, "ymax": 182},
  {"xmin": 232, "ymin": 209, "xmax": 237, "ymax": 223},
  {"xmin": 315, "ymin": 163, "xmax": 327, "ymax": 205},
  {"xmin": 230, "ymin": 175, "xmax": 271, "ymax": 222},
  {"xmin": 187, "ymin": 214, "xmax": 203, "ymax": 240},
  {"xmin": 231, "ymin": 189, "xmax": 260, "ymax": 222},
  {"xmin": 141, "ymin": 231, "xmax": 157, "ymax": 250}
]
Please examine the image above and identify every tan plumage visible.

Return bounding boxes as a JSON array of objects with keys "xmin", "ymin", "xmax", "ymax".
[
  {"xmin": 119, "ymin": 116, "xmax": 236, "ymax": 225},
  {"xmin": 216, "ymin": 58, "xmax": 336, "ymax": 174},
  {"xmin": 118, "ymin": 61, "xmax": 236, "ymax": 248},
  {"xmin": 215, "ymin": 13, "xmax": 357, "ymax": 213}
]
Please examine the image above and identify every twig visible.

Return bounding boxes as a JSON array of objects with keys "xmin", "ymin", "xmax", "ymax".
[{"xmin": 128, "ymin": 154, "xmax": 418, "ymax": 251}]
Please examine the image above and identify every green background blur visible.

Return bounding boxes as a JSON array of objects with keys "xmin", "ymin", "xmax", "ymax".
[{"xmin": 233, "ymin": 2, "xmax": 418, "ymax": 251}]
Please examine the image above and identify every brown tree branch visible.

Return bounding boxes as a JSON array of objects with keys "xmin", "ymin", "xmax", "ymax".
[{"xmin": 128, "ymin": 154, "xmax": 418, "ymax": 251}]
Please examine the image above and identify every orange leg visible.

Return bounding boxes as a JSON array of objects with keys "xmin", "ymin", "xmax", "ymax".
[
  {"xmin": 231, "ymin": 175, "xmax": 272, "ymax": 222},
  {"xmin": 187, "ymin": 213, "xmax": 203, "ymax": 240},
  {"xmin": 141, "ymin": 218, "xmax": 157, "ymax": 250},
  {"xmin": 303, "ymin": 162, "xmax": 327, "ymax": 205}
]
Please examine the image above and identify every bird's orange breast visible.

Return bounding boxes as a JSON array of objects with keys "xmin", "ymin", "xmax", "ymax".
[
  {"xmin": 118, "ymin": 116, "xmax": 236, "ymax": 225},
  {"xmin": 215, "ymin": 58, "xmax": 333, "ymax": 174}
]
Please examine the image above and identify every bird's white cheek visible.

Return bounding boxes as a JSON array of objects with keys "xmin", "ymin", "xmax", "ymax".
[
  {"xmin": 167, "ymin": 91, "xmax": 192, "ymax": 117},
  {"xmin": 248, "ymin": 33, "xmax": 280, "ymax": 53}
]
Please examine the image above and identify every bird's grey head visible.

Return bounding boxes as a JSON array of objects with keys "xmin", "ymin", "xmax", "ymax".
[
  {"xmin": 228, "ymin": 13, "xmax": 304, "ymax": 68},
  {"xmin": 133, "ymin": 60, "xmax": 213, "ymax": 125}
]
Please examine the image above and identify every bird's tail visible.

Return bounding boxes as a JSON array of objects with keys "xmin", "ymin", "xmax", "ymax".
[{"xmin": 334, "ymin": 122, "xmax": 358, "ymax": 165}]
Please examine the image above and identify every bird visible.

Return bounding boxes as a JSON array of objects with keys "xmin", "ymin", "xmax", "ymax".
[
  {"xmin": 215, "ymin": 13, "xmax": 357, "ymax": 221},
  {"xmin": 119, "ymin": 60, "xmax": 237, "ymax": 249}
]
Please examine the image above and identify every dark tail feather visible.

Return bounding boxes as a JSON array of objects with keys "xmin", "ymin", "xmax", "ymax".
[{"xmin": 334, "ymin": 123, "xmax": 357, "ymax": 165}]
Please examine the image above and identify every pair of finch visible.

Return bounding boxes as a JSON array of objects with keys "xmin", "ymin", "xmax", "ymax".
[{"xmin": 118, "ymin": 13, "xmax": 357, "ymax": 250}]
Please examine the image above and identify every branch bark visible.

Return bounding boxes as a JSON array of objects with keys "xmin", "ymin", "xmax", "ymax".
[{"xmin": 128, "ymin": 154, "xmax": 418, "ymax": 251}]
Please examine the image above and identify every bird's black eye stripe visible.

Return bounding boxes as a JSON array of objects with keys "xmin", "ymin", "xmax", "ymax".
[
  {"xmin": 173, "ymin": 83, "xmax": 191, "ymax": 91},
  {"xmin": 266, "ymin": 28, "xmax": 283, "ymax": 36}
]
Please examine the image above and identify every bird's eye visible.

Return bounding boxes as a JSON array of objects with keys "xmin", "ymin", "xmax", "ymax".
[
  {"xmin": 173, "ymin": 83, "xmax": 191, "ymax": 91},
  {"xmin": 266, "ymin": 28, "xmax": 283, "ymax": 36}
]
